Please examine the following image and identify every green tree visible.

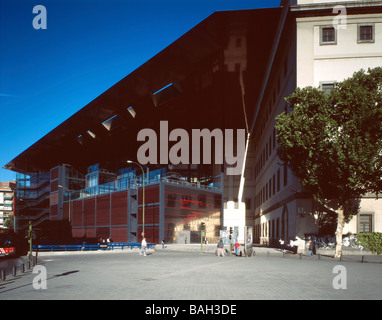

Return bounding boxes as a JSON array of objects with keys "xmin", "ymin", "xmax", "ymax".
[
  {"xmin": 275, "ymin": 67, "xmax": 382, "ymax": 258},
  {"xmin": 4, "ymin": 214, "xmax": 14, "ymax": 230},
  {"xmin": 356, "ymin": 232, "xmax": 382, "ymax": 255}
]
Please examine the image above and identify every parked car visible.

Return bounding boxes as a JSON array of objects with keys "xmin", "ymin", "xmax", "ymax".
[{"xmin": 0, "ymin": 230, "xmax": 28, "ymax": 259}]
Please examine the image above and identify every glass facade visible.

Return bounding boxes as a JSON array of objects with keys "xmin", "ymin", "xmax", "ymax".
[
  {"xmin": 16, "ymin": 173, "xmax": 50, "ymax": 200},
  {"xmin": 164, "ymin": 184, "xmax": 222, "ymax": 244},
  {"xmin": 15, "ymin": 172, "xmax": 50, "ymax": 233},
  {"xmin": 64, "ymin": 167, "xmax": 167, "ymax": 202}
]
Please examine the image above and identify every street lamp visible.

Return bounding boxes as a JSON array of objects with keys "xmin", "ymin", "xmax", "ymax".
[{"xmin": 126, "ymin": 160, "xmax": 145, "ymax": 237}]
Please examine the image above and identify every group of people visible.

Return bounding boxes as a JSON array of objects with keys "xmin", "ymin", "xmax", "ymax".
[
  {"xmin": 217, "ymin": 238, "xmax": 241, "ymax": 257},
  {"xmin": 279, "ymin": 238, "xmax": 315, "ymax": 256},
  {"xmin": 139, "ymin": 236, "xmax": 317, "ymax": 257}
]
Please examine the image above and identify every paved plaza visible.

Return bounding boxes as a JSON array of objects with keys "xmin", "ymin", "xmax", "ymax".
[{"xmin": 0, "ymin": 245, "xmax": 381, "ymax": 302}]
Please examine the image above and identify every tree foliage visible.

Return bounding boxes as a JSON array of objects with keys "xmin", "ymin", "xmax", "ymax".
[
  {"xmin": 3, "ymin": 214, "xmax": 14, "ymax": 229},
  {"xmin": 276, "ymin": 67, "xmax": 382, "ymax": 213},
  {"xmin": 356, "ymin": 232, "xmax": 382, "ymax": 255},
  {"xmin": 275, "ymin": 67, "xmax": 382, "ymax": 257}
]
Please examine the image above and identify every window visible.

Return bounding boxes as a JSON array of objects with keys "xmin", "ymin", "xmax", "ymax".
[
  {"xmin": 263, "ymin": 186, "xmax": 266, "ymax": 203},
  {"xmin": 276, "ymin": 218, "xmax": 280, "ymax": 238},
  {"xmin": 269, "ymin": 179, "xmax": 272, "ymax": 199},
  {"xmin": 127, "ymin": 106, "xmax": 136, "ymax": 118},
  {"xmin": 181, "ymin": 195, "xmax": 191, "ymax": 208},
  {"xmin": 167, "ymin": 194, "xmax": 176, "ymax": 207},
  {"xmin": 320, "ymin": 26, "xmax": 336, "ymax": 45},
  {"xmin": 320, "ymin": 82, "xmax": 335, "ymax": 95},
  {"xmin": 359, "ymin": 214, "xmax": 373, "ymax": 233},
  {"xmin": 358, "ymin": 24, "xmax": 374, "ymax": 43},
  {"xmin": 198, "ymin": 195, "xmax": 206, "ymax": 208},
  {"xmin": 283, "ymin": 164, "xmax": 288, "ymax": 187},
  {"xmin": 269, "ymin": 136, "xmax": 272, "ymax": 156},
  {"xmin": 234, "ymin": 198, "xmax": 239, "ymax": 209},
  {"xmin": 245, "ymin": 198, "xmax": 251, "ymax": 210}
]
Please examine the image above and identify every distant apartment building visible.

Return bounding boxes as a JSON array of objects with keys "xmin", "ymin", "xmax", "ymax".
[{"xmin": 0, "ymin": 181, "xmax": 16, "ymax": 228}]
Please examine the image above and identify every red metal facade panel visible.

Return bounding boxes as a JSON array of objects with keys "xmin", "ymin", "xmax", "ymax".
[
  {"xmin": 50, "ymin": 204, "xmax": 58, "ymax": 218},
  {"xmin": 50, "ymin": 167, "xmax": 59, "ymax": 181},
  {"xmin": 62, "ymin": 202, "xmax": 69, "ymax": 221},
  {"xmin": 96, "ymin": 195, "xmax": 110, "ymax": 226},
  {"xmin": 111, "ymin": 192, "xmax": 127, "ymax": 226},
  {"xmin": 84, "ymin": 199, "xmax": 95, "ymax": 227},
  {"xmin": 84, "ymin": 228, "xmax": 95, "ymax": 239},
  {"xmin": 50, "ymin": 180, "xmax": 58, "ymax": 193},
  {"xmin": 138, "ymin": 206, "xmax": 159, "ymax": 225},
  {"xmin": 111, "ymin": 227, "xmax": 127, "ymax": 242},
  {"xmin": 96, "ymin": 227, "xmax": 110, "ymax": 240},
  {"xmin": 72, "ymin": 228, "xmax": 84, "ymax": 238},
  {"xmin": 138, "ymin": 226, "xmax": 158, "ymax": 244},
  {"xmin": 72, "ymin": 200, "xmax": 83, "ymax": 227},
  {"xmin": 138, "ymin": 185, "xmax": 159, "ymax": 205}
]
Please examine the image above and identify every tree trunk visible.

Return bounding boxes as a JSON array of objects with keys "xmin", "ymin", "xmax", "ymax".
[{"xmin": 335, "ymin": 206, "xmax": 345, "ymax": 258}]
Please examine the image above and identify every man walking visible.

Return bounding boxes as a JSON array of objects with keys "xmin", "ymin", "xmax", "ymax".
[
  {"xmin": 308, "ymin": 240, "xmax": 314, "ymax": 256},
  {"xmin": 217, "ymin": 238, "xmax": 225, "ymax": 257},
  {"xmin": 141, "ymin": 237, "xmax": 147, "ymax": 256}
]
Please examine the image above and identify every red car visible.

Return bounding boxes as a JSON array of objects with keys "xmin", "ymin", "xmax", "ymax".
[
  {"xmin": 0, "ymin": 246, "xmax": 15, "ymax": 256},
  {"xmin": 0, "ymin": 231, "xmax": 27, "ymax": 258}
]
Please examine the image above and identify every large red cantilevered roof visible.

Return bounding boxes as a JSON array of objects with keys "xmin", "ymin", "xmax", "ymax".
[{"xmin": 5, "ymin": 7, "xmax": 282, "ymax": 174}]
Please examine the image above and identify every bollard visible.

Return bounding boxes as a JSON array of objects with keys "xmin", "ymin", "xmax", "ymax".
[
  {"xmin": 12, "ymin": 265, "xmax": 17, "ymax": 277},
  {"xmin": 28, "ymin": 255, "xmax": 35, "ymax": 268},
  {"xmin": 0, "ymin": 269, "xmax": 5, "ymax": 281},
  {"xmin": 318, "ymin": 254, "xmax": 321, "ymax": 260},
  {"xmin": 362, "ymin": 256, "xmax": 365, "ymax": 263},
  {"xmin": 299, "ymin": 253, "xmax": 302, "ymax": 260},
  {"xmin": 21, "ymin": 263, "xmax": 25, "ymax": 273}
]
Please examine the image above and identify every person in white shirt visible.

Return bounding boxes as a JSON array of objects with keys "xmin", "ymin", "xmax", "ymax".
[
  {"xmin": 279, "ymin": 238, "xmax": 285, "ymax": 252},
  {"xmin": 141, "ymin": 237, "xmax": 147, "ymax": 256}
]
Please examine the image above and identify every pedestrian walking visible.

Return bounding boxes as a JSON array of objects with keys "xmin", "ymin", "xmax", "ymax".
[
  {"xmin": 234, "ymin": 240, "xmax": 240, "ymax": 256},
  {"xmin": 141, "ymin": 237, "xmax": 147, "ymax": 256},
  {"xmin": 279, "ymin": 238, "xmax": 285, "ymax": 252},
  {"xmin": 217, "ymin": 238, "xmax": 225, "ymax": 257},
  {"xmin": 308, "ymin": 240, "xmax": 314, "ymax": 256}
]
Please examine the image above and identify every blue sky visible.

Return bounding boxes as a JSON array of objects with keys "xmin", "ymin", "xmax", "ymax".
[{"xmin": 0, "ymin": 0, "xmax": 280, "ymax": 182}]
